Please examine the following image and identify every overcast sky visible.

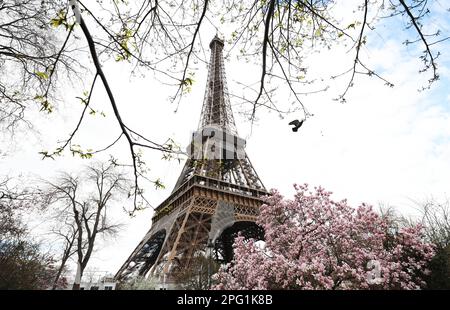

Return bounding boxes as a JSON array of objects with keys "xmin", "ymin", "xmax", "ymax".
[{"xmin": 1, "ymin": 1, "xmax": 449, "ymax": 277}]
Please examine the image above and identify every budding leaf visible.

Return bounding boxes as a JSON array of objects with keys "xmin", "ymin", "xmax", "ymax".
[{"xmin": 35, "ymin": 71, "xmax": 49, "ymax": 80}]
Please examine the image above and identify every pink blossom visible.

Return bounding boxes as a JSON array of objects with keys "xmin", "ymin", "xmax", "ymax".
[{"xmin": 213, "ymin": 185, "xmax": 435, "ymax": 290}]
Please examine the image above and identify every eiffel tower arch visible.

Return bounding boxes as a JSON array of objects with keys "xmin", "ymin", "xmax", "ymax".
[{"xmin": 115, "ymin": 35, "xmax": 268, "ymax": 284}]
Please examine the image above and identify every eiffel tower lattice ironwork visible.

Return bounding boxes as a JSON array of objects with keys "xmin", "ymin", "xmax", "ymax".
[{"xmin": 115, "ymin": 35, "xmax": 268, "ymax": 283}]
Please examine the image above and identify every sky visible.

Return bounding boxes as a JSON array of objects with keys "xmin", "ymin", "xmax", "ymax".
[{"xmin": 1, "ymin": 1, "xmax": 450, "ymax": 278}]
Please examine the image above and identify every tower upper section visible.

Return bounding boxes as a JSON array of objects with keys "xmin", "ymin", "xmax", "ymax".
[{"xmin": 198, "ymin": 35, "xmax": 238, "ymax": 135}]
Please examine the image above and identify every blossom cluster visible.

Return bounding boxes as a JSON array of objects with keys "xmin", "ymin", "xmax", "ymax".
[{"xmin": 213, "ymin": 184, "xmax": 435, "ymax": 290}]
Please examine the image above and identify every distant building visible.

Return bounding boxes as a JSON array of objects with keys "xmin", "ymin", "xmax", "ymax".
[{"xmin": 79, "ymin": 276, "xmax": 116, "ymax": 290}]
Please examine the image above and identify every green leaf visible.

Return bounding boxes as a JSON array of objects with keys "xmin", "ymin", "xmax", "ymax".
[
  {"xmin": 153, "ymin": 179, "xmax": 165, "ymax": 190},
  {"xmin": 114, "ymin": 27, "xmax": 134, "ymax": 62},
  {"xmin": 34, "ymin": 95, "xmax": 53, "ymax": 113},
  {"xmin": 50, "ymin": 18, "xmax": 63, "ymax": 28},
  {"xmin": 40, "ymin": 100, "xmax": 53, "ymax": 113},
  {"xmin": 35, "ymin": 71, "xmax": 49, "ymax": 80},
  {"xmin": 50, "ymin": 10, "xmax": 68, "ymax": 29},
  {"xmin": 70, "ymin": 147, "xmax": 94, "ymax": 159}
]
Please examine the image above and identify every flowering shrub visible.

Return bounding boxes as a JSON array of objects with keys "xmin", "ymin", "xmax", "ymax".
[{"xmin": 213, "ymin": 184, "xmax": 435, "ymax": 290}]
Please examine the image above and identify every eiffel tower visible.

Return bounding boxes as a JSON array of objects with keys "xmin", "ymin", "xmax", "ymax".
[{"xmin": 115, "ymin": 35, "xmax": 268, "ymax": 284}]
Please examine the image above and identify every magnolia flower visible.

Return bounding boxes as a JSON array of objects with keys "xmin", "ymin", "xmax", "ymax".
[{"xmin": 213, "ymin": 184, "xmax": 435, "ymax": 290}]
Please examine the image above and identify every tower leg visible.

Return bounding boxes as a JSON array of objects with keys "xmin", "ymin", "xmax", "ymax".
[
  {"xmin": 162, "ymin": 208, "xmax": 192, "ymax": 274},
  {"xmin": 152, "ymin": 197, "xmax": 217, "ymax": 281}
]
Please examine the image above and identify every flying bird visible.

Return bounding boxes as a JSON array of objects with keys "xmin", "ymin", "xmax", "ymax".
[{"xmin": 289, "ymin": 119, "xmax": 304, "ymax": 132}]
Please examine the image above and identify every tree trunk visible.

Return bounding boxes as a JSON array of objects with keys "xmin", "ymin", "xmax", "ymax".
[
  {"xmin": 72, "ymin": 262, "xmax": 83, "ymax": 290},
  {"xmin": 52, "ymin": 252, "xmax": 71, "ymax": 290}
]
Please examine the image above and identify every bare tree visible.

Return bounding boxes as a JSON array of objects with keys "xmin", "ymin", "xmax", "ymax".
[
  {"xmin": 420, "ymin": 199, "xmax": 450, "ymax": 250},
  {"xmin": 48, "ymin": 220, "xmax": 79, "ymax": 290},
  {"xmin": 417, "ymin": 199, "xmax": 450, "ymax": 289},
  {"xmin": 0, "ymin": 176, "xmax": 42, "ymax": 231},
  {"xmin": 0, "ymin": 0, "xmax": 82, "ymax": 131},
  {"xmin": 0, "ymin": 177, "xmax": 27, "ymax": 238},
  {"xmin": 2, "ymin": 0, "xmax": 448, "ymax": 213},
  {"xmin": 0, "ymin": 230, "xmax": 64, "ymax": 290},
  {"xmin": 42, "ymin": 162, "xmax": 131, "ymax": 290}
]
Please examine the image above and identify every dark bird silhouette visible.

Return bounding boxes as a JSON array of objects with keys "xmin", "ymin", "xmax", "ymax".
[{"xmin": 289, "ymin": 119, "xmax": 304, "ymax": 132}]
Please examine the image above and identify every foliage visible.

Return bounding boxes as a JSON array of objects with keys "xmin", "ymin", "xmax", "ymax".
[
  {"xmin": 172, "ymin": 254, "xmax": 220, "ymax": 290},
  {"xmin": 0, "ymin": 186, "xmax": 67, "ymax": 290},
  {"xmin": 0, "ymin": 237, "xmax": 67, "ymax": 290},
  {"xmin": 213, "ymin": 184, "xmax": 435, "ymax": 290},
  {"xmin": 418, "ymin": 199, "xmax": 450, "ymax": 289},
  {"xmin": 425, "ymin": 244, "xmax": 450, "ymax": 290}
]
